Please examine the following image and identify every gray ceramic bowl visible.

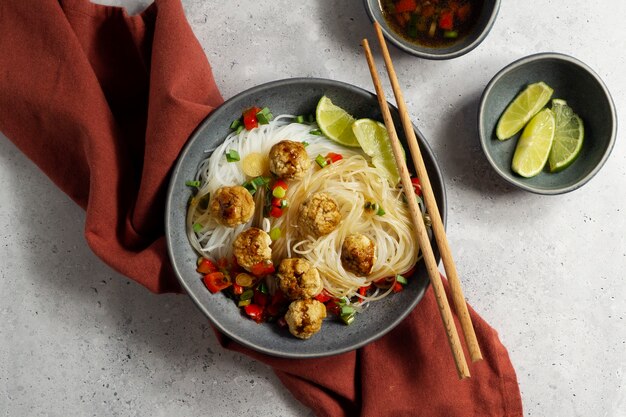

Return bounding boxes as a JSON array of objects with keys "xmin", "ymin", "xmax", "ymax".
[
  {"xmin": 363, "ymin": 0, "xmax": 500, "ymax": 59},
  {"xmin": 165, "ymin": 78, "xmax": 446, "ymax": 358},
  {"xmin": 479, "ymin": 53, "xmax": 617, "ymax": 194}
]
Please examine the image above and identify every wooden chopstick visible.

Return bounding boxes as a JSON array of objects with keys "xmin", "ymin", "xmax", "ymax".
[
  {"xmin": 372, "ymin": 22, "xmax": 482, "ymax": 363},
  {"xmin": 362, "ymin": 38, "xmax": 470, "ymax": 380}
]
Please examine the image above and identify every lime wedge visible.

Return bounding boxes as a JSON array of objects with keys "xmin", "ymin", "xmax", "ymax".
[
  {"xmin": 315, "ymin": 96, "xmax": 360, "ymax": 147},
  {"xmin": 511, "ymin": 108, "xmax": 555, "ymax": 178},
  {"xmin": 496, "ymin": 82, "xmax": 554, "ymax": 140},
  {"xmin": 352, "ymin": 119, "xmax": 401, "ymax": 185},
  {"xmin": 548, "ymin": 99, "xmax": 584, "ymax": 172}
]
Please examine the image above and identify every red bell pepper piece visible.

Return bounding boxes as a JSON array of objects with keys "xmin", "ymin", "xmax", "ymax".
[
  {"xmin": 392, "ymin": 282, "xmax": 404, "ymax": 293},
  {"xmin": 197, "ymin": 258, "xmax": 217, "ymax": 274},
  {"xmin": 325, "ymin": 299, "xmax": 341, "ymax": 316},
  {"xmin": 394, "ymin": 0, "xmax": 417, "ymax": 13},
  {"xmin": 411, "ymin": 177, "xmax": 422, "ymax": 196},
  {"xmin": 326, "ymin": 152, "xmax": 343, "ymax": 164},
  {"xmin": 232, "ymin": 283, "xmax": 244, "ymax": 295},
  {"xmin": 438, "ymin": 10, "xmax": 454, "ymax": 30},
  {"xmin": 253, "ymin": 290, "xmax": 269, "ymax": 307},
  {"xmin": 203, "ymin": 271, "xmax": 231, "ymax": 294},
  {"xmin": 250, "ymin": 261, "xmax": 275, "ymax": 277},
  {"xmin": 269, "ymin": 206, "xmax": 283, "ymax": 218},
  {"xmin": 244, "ymin": 303, "xmax": 264, "ymax": 323},
  {"xmin": 314, "ymin": 289, "xmax": 333, "ymax": 303},
  {"xmin": 242, "ymin": 106, "xmax": 261, "ymax": 130}
]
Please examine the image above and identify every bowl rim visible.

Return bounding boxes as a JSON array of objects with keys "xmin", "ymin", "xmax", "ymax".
[
  {"xmin": 362, "ymin": 0, "xmax": 501, "ymax": 60},
  {"xmin": 478, "ymin": 52, "xmax": 618, "ymax": 195}
]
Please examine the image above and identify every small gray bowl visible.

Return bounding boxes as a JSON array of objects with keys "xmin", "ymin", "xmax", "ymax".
[
  {"xmin": 479, "ymin": 53, "xmax": 617, "ymax": 194},
  {"xmin": 363, "ymin": 0, "xmax": 500, "ymax": 60}
]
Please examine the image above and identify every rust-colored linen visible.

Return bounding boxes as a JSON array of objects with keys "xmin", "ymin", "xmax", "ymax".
[{"xmin": 0, "ymin": 1, "xmax": 523, "ymax": 415}]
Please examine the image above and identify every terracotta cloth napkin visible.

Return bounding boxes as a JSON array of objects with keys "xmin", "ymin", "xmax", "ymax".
[{"xmin": 0, "ymin": 1, "xmax": 523, "ymax": 416}]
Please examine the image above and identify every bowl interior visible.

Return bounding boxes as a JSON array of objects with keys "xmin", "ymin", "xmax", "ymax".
[
  {"xmin": 479, "ymin": 54, "xmax": 617, "ymax": 194},
  {"xmin": 165, "ymin": 78, "xmax": 447, "ymax": 358},
  {"xmin": 363, "ymin": 0, "xmax": 500, "ymax": 59}
]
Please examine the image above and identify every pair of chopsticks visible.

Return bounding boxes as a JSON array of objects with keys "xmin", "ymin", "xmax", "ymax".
[{"xmin": 362, "ymin": 22, "xmax": 482, "ymax": 379}]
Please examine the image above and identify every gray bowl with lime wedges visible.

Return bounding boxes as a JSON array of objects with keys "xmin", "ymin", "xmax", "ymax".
[{"xmin": 478, "ymin": 53, "xmax": 617, "ymax": 195}]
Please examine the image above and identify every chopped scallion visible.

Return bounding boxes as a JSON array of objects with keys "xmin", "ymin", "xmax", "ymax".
[
  {"xmin": 251, "ymin": 176, "xmax": 269, "ymax": 188},
  {"xmin": 258, "ymin": 282, "xmax": 268, "ymax": 294},
  {"xmin": 315, "ymin": 154, "xmax": 327, "ymax": 168},
  {"xmin": 235, "ymin": 125, "xmax": 244, "ymax": 134},
  {"xmin": 295, "ymin": 115, "xmax": 305, "ymax": 123},
  {"xmin": 396, "ymin": 275, "xmax": 408, "ymax": 285},
  {"xmin": 340, "ymin": 312, "xmax": 356, "ymax": 325},
  {"xmin": 376, "ymin": 207, "xmax": 386, "ymax": 216},
  {"xmin": 240, "ymin": 289, "xmax": 254, "ymax": 301},
  {"xmin": 193, "ymin": 223, "xmax": 203, "ymax": 233},
  {"xmin": 238, "ymin": 299, "xmax": 251, "ymax": 307},
  {"xmin": 310, "ymin": 129, "xmax": 323, "ymax": 136},
  {"xmin": 230, "ymin": 119, "xmax": 241, "ymax": 130},
  {"xmin": 302, "ymin": 141, "xmax": 309, "ymax": 147},
  {"xmin": 341, "ymin": 305, "xmax": 355, "ymax": 315},
  {"xmin": 307, "ymin": 114, "xmax": 315, "ymax": 123},
  {"xmin": 225, "ymin": 149, "xmax": 240, "ymax": 162},
  {"xmin": 185, "ymin": 180, "xmax": 201, "ymax": 187},
  {"xmin": 443, "ymin": 30, "xmax": 458, "ymax": 39}
]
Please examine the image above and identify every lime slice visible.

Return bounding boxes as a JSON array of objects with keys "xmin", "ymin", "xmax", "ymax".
[
  {"xmin": 496, "ymin": 82, "xmax": 554, "ymax": 140},
  {"xmin": 511, "ymin": 108, "xmax": 555, "ymax": 178},
  {"xmin": 315, "ymin": 96, "xmax": 360, "ymax": 147},
  {"xmin": 352, "ymin": 119, "xmax": 401, "ymax": 185},
  {"xmin": 548, "ymin": 99, "xmax": 584, "ymax": 172}
]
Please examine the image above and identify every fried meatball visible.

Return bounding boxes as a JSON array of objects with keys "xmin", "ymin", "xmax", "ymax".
[
  {"xmin": 297, "ymin": 192, "xmax": 341, "ymax": 237},
  {"xmin": 268, "ymin": 140, "xmax": 310, "ymax": 180},
  {"xmin": 277, "ymin": 258, "xmax": 323, "ymax": 300},
  {"xmin": 232, "ymin": 227, "xmax": 272, "ymax": 272},
  {"xmin": 285, "ymin": 299, "xmax": 327, "ymax": 339},
  {"xmin": 210, "ymin": 185, "xmax": 255, "ymax": 227},
  {"xmin": 341, "ymin": 233, "xmax": 377, "ymax": 276}
]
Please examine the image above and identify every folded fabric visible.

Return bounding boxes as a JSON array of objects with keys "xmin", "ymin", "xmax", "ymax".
[{"xmin": 0, "ymin": 1, "xmax": 523, "ymax": 416}]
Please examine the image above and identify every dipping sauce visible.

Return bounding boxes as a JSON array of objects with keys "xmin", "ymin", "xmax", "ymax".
[{"xmin": 380, "ymin": 0, "xmax": 483, "ymax": 47}]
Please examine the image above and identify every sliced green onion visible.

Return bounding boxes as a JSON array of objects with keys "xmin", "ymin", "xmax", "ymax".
[
  {"xmin": 230, "ymin": 119, "xmax": 242, "ymax": 130},
  {"xmin": 376, "ymin": 207, "xmax": 386, "ymax": 216},
  {"xmin": 269, "ymin": 227, "xmax": 282, "ymax": 241},
  {"xmin": 192, "ymin": 223, "xmax": 203, "ymax": 233},
  {"xmin": 225, "ymin": 149, "xmax": 240, "ymax": 162},
  {"xmin": 238, "ymin": 299, "xmax": 251, "ymax": 307},
  {"xmin": 295, "ymin": 115, "xmax": 305, "ymax": 123},
  {"xmin": 258, "ymin": 282, "xmax": 269, "ymax": 294},
  {"xmin": 443, "ymin": 30, "xmax": 458, "ymax": 39},
  {"xmin": 272, "ymin": 186, "xmax": 286, "ymax": 198},
  {"xmin": 279, "ymin": 199, "xmax": 289, "ymax": 208},
  {"xmin": 310, "ymin": 129, "xmax": 323, "ymax": 136},
  {"xmin": 396, "ymin": 275, "xmax": 408, "ymax": 285},
  {"xmin": 340, "ymin": 312, "xmax": 356, "ymax": 325},
  {"xmin": 235, "ymin": 125, "xmax": 244, "ymax": 134},
  {"xmin": 242, "ymin": 181, "xmax": 257, "ymax": 195},
  {"xmin": 256, "ymin": 107, "xmax": 273, "ymax": 124},
  {"xmin": 315, "ymin": 154, "xmax": 327, "ymax": 168},
  {"xmin": 307, "ymin": 114, "xmax": 315, "ymax": 123},
  {"xmin": 240, "ymin": 289, "xmax": 254, "ymax": 301},
  {"xmin": 252, "ymin": 176, "xmax": 269, "ymax": 188},
  {"xmin": 341, "ymin": 305, "xmax": 355, "ymax": 315},
  {"xmin": 256, "ymin": 112, "xmax": 270, "ymax": 125},
  {"xmin": 185, "ymin": 180, "xmax": 201, "ymax": 187},
  {"xmin": 302, "ymin": 141, "xmax": 309, "ymax": 147}
]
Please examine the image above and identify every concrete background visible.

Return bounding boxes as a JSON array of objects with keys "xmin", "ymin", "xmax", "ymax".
[{"xmin": 1, "ymin": 0, "xmax": 625, "ymax": 416}]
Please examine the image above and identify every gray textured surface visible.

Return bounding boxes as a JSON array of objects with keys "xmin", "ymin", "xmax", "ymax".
[{"xmin": 1, "ymin": 1, "xmax": 625, "ymax": 416}]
